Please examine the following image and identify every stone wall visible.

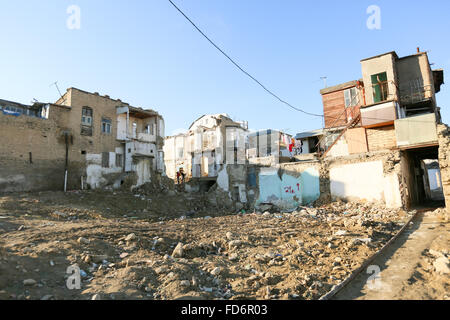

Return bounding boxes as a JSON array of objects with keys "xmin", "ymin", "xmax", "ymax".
[
  {"xmin": 0, "ymin": 110, "xmax": 67, "ymax": 192},
  {"xmin": 437, "ymin": 124, "xmax": 450, "ymax": 214}
]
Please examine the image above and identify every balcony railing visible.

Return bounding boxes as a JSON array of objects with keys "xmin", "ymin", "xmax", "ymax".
[{"xmin": 399, "ymin": 84, "xmax": 434, "ymax": 106}]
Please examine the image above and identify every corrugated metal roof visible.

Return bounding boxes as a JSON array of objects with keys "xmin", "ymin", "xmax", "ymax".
[{"xmin": 294, "ymin": 129, "xmax": 324, "ymax": 139}]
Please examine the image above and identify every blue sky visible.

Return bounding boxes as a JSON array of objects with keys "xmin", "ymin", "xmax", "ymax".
[{"xmin": 0, "ymin": 0, "xmax": 449, "ymax": 136}]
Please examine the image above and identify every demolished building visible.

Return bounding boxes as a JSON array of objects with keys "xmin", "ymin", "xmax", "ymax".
[
  {"xmin": 258, "ymin": 49, "xmax": 448, "ymax": 212},
  {"xmin": 0, "ymin": 88, "xmax": 165, "ymax": 192},
  {"xmin": 164, "ymin": 114, "xmax": 249, "ymax": 200}
]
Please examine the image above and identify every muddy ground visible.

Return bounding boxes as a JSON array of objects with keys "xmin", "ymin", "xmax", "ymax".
[{"xmin": 0, "ymin": 189, "xmax": 446, "ymax": 300}]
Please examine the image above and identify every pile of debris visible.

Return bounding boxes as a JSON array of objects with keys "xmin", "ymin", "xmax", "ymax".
[
  {"xmin": 0, "ymin": 191, "xmax": 419, "ymax": 300},
  {"xmin": 133, "ymin": 175, "xmax": 176, "ymax": 195}
]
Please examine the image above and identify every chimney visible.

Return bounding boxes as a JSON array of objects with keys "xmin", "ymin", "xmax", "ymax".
[{"xmin": 417, "ymin": 47, "xmax": 420, "ymax": 53}]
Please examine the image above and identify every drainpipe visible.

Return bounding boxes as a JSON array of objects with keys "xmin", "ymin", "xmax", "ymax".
[{"xmin": 64, "ymin": 132, "xmax": 69, "ymax": 192}]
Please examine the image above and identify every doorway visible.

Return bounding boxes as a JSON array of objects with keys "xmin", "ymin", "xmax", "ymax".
[{"xmin": 401, "ymin": 146, "xmax": 445, "ymax": 209}]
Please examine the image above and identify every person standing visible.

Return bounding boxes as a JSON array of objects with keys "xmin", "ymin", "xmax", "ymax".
[
  {"xmin": 180, "ymin": 167, "xmax": 186, "ymax": 184},
  {"xmin": 176, "ymin": 170, "xmax": 181, "ymax": 184}
]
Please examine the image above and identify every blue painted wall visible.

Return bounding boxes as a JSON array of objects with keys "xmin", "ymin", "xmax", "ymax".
[{"xmin": 256, "ymin": 166, "xmax": 320, "ymax": 209}]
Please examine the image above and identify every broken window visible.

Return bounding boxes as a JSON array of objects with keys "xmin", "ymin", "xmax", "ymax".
[
  {"xmin": 115, "ymin": 153, "xmax": 123, "ymax": 167},
  {"xmin": 81, "ymin": 107, "xmax": 93, "ymax": 136},
  {"xmin": 177, "ymin": 147, "xmax": 184, "ymax": 159},
  {"xmin": 344, "ymin": 87, "xmax": 359, "ymax": 107},
  {"xmin": 132, "ymin": 122, "xmax": 137, "ymax": 138},
  {"xmin": 102, "ymin": 152, "xmax": 109, "ymax": 168},
  {"xmin": 101, "ymin": 118, "xmax": 112, "ymax": 134},
  {"xmin": 145, "ymin": 123, "xmax": 154, "ymax": 135},
  {"xmin": 81, "ymin": 107, "xmax": 93, "ymax": 126},
  {"xmin": 371, "ymin": 72, "xmax": 388, "ymax": 103}
]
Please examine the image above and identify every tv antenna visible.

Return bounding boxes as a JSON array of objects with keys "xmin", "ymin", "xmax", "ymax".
[
  {"xmin": 50, "ymin": 81, "xmax": 65, "ymax": 103},
  {"xmin": 320, "ymin": 76, "xmax": 328, "ymax": 88}
]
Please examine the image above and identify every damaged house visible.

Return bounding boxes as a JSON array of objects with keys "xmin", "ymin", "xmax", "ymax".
[
  {"xmin": 164, "ymin": 113, "xmax": 250, "ymax": 201},
  {"xmin": 0, "ymin": 87, "xmax": 165, "ymax": 192},
  {"xmin": 254, "ymin": 49, "xmax": 449, "ymax": 213}
]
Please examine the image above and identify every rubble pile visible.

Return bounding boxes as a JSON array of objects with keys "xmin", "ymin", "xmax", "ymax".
[
  {"xmin": 133, "ymin": 175, "xmax": 176, "ymax": 194},
  {"xmin": 0, "ymin": 192, "xmax": 417, "ymax": 300}
]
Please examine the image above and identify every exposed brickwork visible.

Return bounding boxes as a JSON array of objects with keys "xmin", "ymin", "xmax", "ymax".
[{"xmin": 366, "ymin": 125, "xmax": 397, "ymax": 151}]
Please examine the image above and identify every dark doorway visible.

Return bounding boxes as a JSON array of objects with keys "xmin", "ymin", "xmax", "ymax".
[{"xmin": 402, "ymin": 146, "xmax": 445, "ymax": 209}]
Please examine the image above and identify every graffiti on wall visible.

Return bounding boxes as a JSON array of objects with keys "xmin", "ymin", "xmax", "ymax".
[{"xmin": 256, "ymin": 167, "xmax": 320, "ymax": 209}]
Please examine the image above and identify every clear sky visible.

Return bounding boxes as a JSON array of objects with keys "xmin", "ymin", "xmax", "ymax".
[{"xmin": 0, "ymin": 0, "xmax": 449, "ymax": 136}]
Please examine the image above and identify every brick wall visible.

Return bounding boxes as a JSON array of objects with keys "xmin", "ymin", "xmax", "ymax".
[{"xmin": 366, "ymin": 125, "xmax": 397, "ymax": 151}]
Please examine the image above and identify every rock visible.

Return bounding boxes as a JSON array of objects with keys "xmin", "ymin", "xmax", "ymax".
[
  {"xmin": 429, "ymin": 249, "xmax": 445, "ymax": 258},
  {"xmin": 91, "ymin": 294, "xmax": 101, "ymax": 300},
  {"xmin": 120, "ymin": 253, "xmax": 129, "ymax": 259},
  {"xmin": 41, "ymin": 295, "xmax": 53, "ymax": 300},
  {"xmin": 83, "ymin": 255, "xmax": 92, "ymax": 263},
  {"xmin": 18, "ymin": 225, "xmax": 25, "ymax": 231},
  {"xmin": 92, "ymin": 255, "xmax": 108, "ymax": 264},
  {"xmin": 155, "ymin": 266, "xmax": 169, "ymax": 275},
  {"xmin": 125, "ymin": 233, "xmax": 137, "ymax": 242},
  {"xmin": 53, "ymin": 211, "xmax": 68, "ymax": 218},
  {"xmin": 334, "ymin": 230, "xmax": 347, "ymax": 236},
  {"xmin": 356, "ymin": 238, "xmax": 372, "ymax": 244},
  {"xmin": 172, "ymin": 242, "xmax": 184, "ymax": 258},
  {"xmin": 228, "ymin": 240, "xmax": 243, "ymax": 249},
  {"xmin": 180, "ymin": 280, "xmax": 190, "ymax": 287},
  {"xmin": 77, "ymin": 237, "xmax": 90, "ymax": 245},
  {"xmin": 23, "ymin": 279, "xmax": 36, "ymax": 286},
  {"xmin": 210, "ymin": 267, "xmax": 221, "ymax": 276},
  {"xmin": 226, "ymin": 232, "xmax": 234, "ymax": 241},
  {"xmin": 229, "ymin": 253, "xmax": 238, "ymax": 261},
  {"xmin": 434, "ymin": 257, "xmax": 450, "ymax": 274},
  {"xmin": 262, "ymin": 212, "xmax": 272, "ymax": 217},
  {"xmin": 259, "ymin": 204, "xmax": 273, "ymax": 212}
]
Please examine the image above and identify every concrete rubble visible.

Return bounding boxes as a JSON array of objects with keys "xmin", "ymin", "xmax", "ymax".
[{"xmin": 0, "ymin": 190, "xmax": 421, "ymax": 300}]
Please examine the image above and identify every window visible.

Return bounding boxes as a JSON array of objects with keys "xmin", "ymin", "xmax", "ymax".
[
  {"xmin": 132, "ymin": 122, "xmax": 137, "ymax": 138},
  {"xmin": 81, "ymin": 107, "xmax": 93, "ymax": 126},
  {"xmin": 344, "ymin": 87, "xmax": 359, "ymax": 108},
  {"xmin": 81, "ymin": 107, "xmax": 93, "ymax": 136},
  {"xmin": 101, "ymin": 118, "xmax": 112, "ymax": 134},
  {"xmin": 115, "ymin": 154, "xmax": 123, "ymax": 167},
  {"xmin": 102, "ymin": 152, "xmax": 109, "ymax": 168},
  {"xmin": 177, "ymin": 147, "xmax": 184, "ymax": 159},
  {"xmin": 150, "ymin": 124, "xmax": 155, "ymax": 135},
  {"xmin": 371, "ymin": 72, "xmax": 388, "ymax": 103}
]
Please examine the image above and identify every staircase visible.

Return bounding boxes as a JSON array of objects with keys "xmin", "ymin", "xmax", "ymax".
[{"xmin": 319, "ymin": 113, "xmax": 361, "ymax": 158}]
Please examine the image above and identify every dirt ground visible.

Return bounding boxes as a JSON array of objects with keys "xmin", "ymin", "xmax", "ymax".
[
  {"xmin": 0, "ymin": 189, "xmax": 445, "ymax": 300},
  {"xmin": 334, "ymin": 208, "xmax": 449, "ymax": 300}
]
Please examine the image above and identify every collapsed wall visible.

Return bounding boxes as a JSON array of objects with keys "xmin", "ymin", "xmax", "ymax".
[{"xmin": 437, "ymin": 124, "xmax": 450, "ymax": 214}]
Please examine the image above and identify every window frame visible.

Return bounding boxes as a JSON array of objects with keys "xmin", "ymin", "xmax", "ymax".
[{"xmin": 101, "ymin": 117, "xmax": 112, "ymax": 134}]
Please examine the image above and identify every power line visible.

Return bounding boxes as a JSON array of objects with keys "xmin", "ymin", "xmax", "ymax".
[
  {"xmin": 167, "ymin": 1, "xmax": 440, "ymax": 127},
  {"xmin": 167, "ymin": 0, "xmax": 324, "ymax": 118}
]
